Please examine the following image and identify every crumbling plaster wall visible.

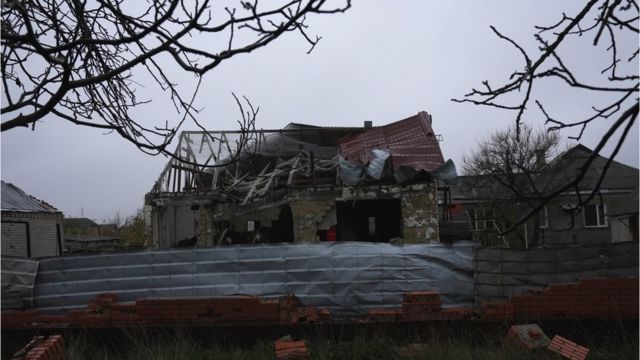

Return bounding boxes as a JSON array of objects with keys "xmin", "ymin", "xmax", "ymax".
[
  {"xmin": 149, "ymin": 181, "xmax": 439, "ymax": 247},
  {"xmin": 340, "ymin": 183, "xmax": 439, "ymax": 243},
  {"xmin": 400, "ymin": 184, "xmax": 440, "ymax": 243},
  {"xmin": 290, "ymin": 200, "xmax": 335, "ymax": 242}
]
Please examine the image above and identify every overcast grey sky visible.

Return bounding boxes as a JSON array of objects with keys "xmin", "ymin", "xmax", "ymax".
[{"xmin": 2, "ymin": 1, "xmax": 638, "ymax": 221}]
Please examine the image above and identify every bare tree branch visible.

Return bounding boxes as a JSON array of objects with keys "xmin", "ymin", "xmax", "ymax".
[
  {"xmin": 1, "ymin": 0, "xmax": 351, "ymax": 157},
  {"xmin": 455, "ymin": 0, "xmax": 638, "ymax": 238}
]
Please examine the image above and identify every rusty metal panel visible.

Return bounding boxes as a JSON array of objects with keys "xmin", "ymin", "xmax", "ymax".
[{"xmin": 338, "ymin": 111, "xmax": 445, "ymax": 172}]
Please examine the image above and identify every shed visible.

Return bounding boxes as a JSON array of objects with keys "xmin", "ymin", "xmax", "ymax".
[{"xmin": 1, "ymin": 181, "xmax": 63, "ymax": 257}]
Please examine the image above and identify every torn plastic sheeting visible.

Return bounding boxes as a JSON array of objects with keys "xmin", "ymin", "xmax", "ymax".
[
  {"xmin": 1, "ymin": 256, "xmax": 39, "ymax": 308},
  {"xmin": 33, "ymin": 242, "xmax": 476, "ymax": 316},
  {"xmin": 338, "ymin": 155, "xmax": 365, "ymax": 185},
  {"xmin": 365, "ymin": 149, "xmax": 390, "ymax": 180}
]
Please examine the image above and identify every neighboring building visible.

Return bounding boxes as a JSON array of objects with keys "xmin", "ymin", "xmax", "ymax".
[
  {"xmin": 64, "ymin": 235, "xmax": 125, "ymax": 253},
  {"xmin": 146, "ymin": 111, "xmax": 448, "ymax": 248},
  {"xmin": 608, "ymin": 187, "xmax": 639, "ymax": 243},
  {"xmin": 445, "ymin": 145, "xmax": 639, "ymax": 247},
  {"xmin": 63, "ymin": 217, "xmax": 99, "ymax": 234},
  {"xmin": 1, "ymin": 181, "xmax": 63, "ymax": 257}
]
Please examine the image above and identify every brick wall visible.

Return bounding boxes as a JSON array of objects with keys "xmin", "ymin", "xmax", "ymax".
[
  {"xmin": 1, "ymin": 211, "xmax": 61, "ymax": 258},
  {"xmin": 2, "ymin": 221, "xmax": 29, "ymax": 256},
  {"xmin": 510, "ymin": 277, "xmax": 639, "ymax": 319},
  {"xmin": 3, "ymin": 277, "xmax": 637, "ymax": 330}
]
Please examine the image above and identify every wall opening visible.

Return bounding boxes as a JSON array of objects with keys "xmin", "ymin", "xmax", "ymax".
[
  {"xmin": 336, "ymin": 199, "xmax": 401, "ymax": 242},
  {"xmin": 274, "ymin": 204, "xmax": 294, "ymax": 243}
]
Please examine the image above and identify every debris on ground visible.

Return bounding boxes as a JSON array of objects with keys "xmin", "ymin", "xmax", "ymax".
[
  {"xmin": 506, "ymin": 324, "xmax": 551, "ymax": 349},
  {"xmin": 547, "ymin": 335, "xmax": 590, "ymax": 360},
  {"xmin": 12, "ymin": 334, "xmax": 64, "ymax": 360},
  {"xmin": 275, "ymin": 335, "xmax": 309, "ymax": 360}
]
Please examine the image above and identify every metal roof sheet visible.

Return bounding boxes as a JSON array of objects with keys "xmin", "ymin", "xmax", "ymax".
[
  {"xmin": 338, "ymin": 111, "xmax": 445, "ymax": 172},
  {"xmin": 1, "ymin": 181, "xmax": 59, "ymax": 213}
]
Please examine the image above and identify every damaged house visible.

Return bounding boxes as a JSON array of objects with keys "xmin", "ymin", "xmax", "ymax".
[{"xmin": 146, "ymin": 111, "xmax": 449, "ymax": 248}]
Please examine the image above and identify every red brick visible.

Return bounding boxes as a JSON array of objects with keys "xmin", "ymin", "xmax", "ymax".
[{"xmin": 547, "ymin": 335, "xmax": 589, "ymax": 360}]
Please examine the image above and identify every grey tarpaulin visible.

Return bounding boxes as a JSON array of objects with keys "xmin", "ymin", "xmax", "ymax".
[
  {"xmin": 33, "ymin": 242, "xmax": 475, "ymax": 315},
  {"xmin": 1, "ymin": 256, "xmax": 39, "ymax": 309}
]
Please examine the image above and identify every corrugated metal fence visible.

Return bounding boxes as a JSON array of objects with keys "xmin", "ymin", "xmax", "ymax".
[{"xmin": 474, "ymin": 241, "xmax": 639, "ymax": 301}]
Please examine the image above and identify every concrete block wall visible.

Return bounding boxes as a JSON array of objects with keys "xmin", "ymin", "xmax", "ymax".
[{"xmin": 1, "ymin": 211, "xmax": 61, "ymax": 258}]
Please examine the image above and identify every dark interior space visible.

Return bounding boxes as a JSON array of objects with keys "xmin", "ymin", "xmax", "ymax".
[
  {"xmin": 274, "ymin": 205, "xmax": 294, "ymax": 243},
  {"xmin": 336, "ymin": 199, "xmax": 402, "ymax": 242}
]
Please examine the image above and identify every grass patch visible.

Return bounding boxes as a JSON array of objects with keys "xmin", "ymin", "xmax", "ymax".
[{"xmin": 2, "ymin": 321, "xmax": 637, "ymax": 360}]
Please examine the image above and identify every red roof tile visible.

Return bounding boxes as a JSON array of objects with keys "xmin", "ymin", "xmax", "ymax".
[{"xmin": 338, "ymin": 111, "xmax": 445, "ymax": 172}]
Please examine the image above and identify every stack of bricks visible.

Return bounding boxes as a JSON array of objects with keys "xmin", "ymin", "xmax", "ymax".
[
  {"xmin": 1, "ymin": 294, "xmax": 320, "ymax": 329},
  {"xmin": 278, "ymin": 294, "xmax": 326, "ymax": 324},
  {"xmin": 481, "ymin": 302, "xmax": 515, "ymax": 321},
  {"xmin": 510, "ymin": 277, "xmax": 639, "ymax": 320},
  {"xmin": 2, "ymin": 276, "xmax": 637, "ymax": 329},
  {"xmin": 17, "ymin": 335, "xmax": 65, "ymax": 360},
  {"xmin": 133, "ymin": 296, "xmax": 281, "ymax": 325},
  {"xmin": 367, "ymin": 308, "xmax": 400, "ymax": 322},
  {"xmin": 274, "ymin": 338, "xmax": 310, "ymax": 360},
  {"xmin": 368, "ymin": 291, "xmax": 472, "ymax": 323},
  {"xmin": 1, "ymin": 309, "xmax": 39, "ymax": 328},
  {"xmin": 401, "ymin": 291, "xmax": 442, "ymax": 321},
  {"xmin": 110, "ymin": 302, "xmax": 138, "ymax": 325},
  {"xmin": 547, "ymin": 335, "xmax": 589, "ymax": 360}
]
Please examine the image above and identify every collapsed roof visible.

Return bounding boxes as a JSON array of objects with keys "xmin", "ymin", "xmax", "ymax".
[{"xmin": 149, "ymin": 111, "xmax": 446, "ymax": 205}]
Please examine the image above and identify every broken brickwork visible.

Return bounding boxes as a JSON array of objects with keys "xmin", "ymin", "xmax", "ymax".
[
  {"xmin": 14, "ymin": 335, "xmax": 64, "ymax": 360},
  {"xmin": 548, "ymin": 335, "xmax": 590, "ymax": 360},
  {"xmin": 509, "ymin": 277, "xmax": 639, "ymax": 319},
  {"xmin": 2, "ymin": 276, "xmax": 637, "ymax": 330}
]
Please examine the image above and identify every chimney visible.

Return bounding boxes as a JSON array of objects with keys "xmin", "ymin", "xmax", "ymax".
[{"xmin": 364, "ymin": 121, "xmax": 372, "ymax": 129}]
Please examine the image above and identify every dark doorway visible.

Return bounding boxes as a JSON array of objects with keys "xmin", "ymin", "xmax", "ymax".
[
  {"xmin": 336, "ymin": 199, "xmax": 402, "ymax": 242},
  {"xmin": 273, "ymin": 204, "xmax": 294, "ymax": 243}
]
